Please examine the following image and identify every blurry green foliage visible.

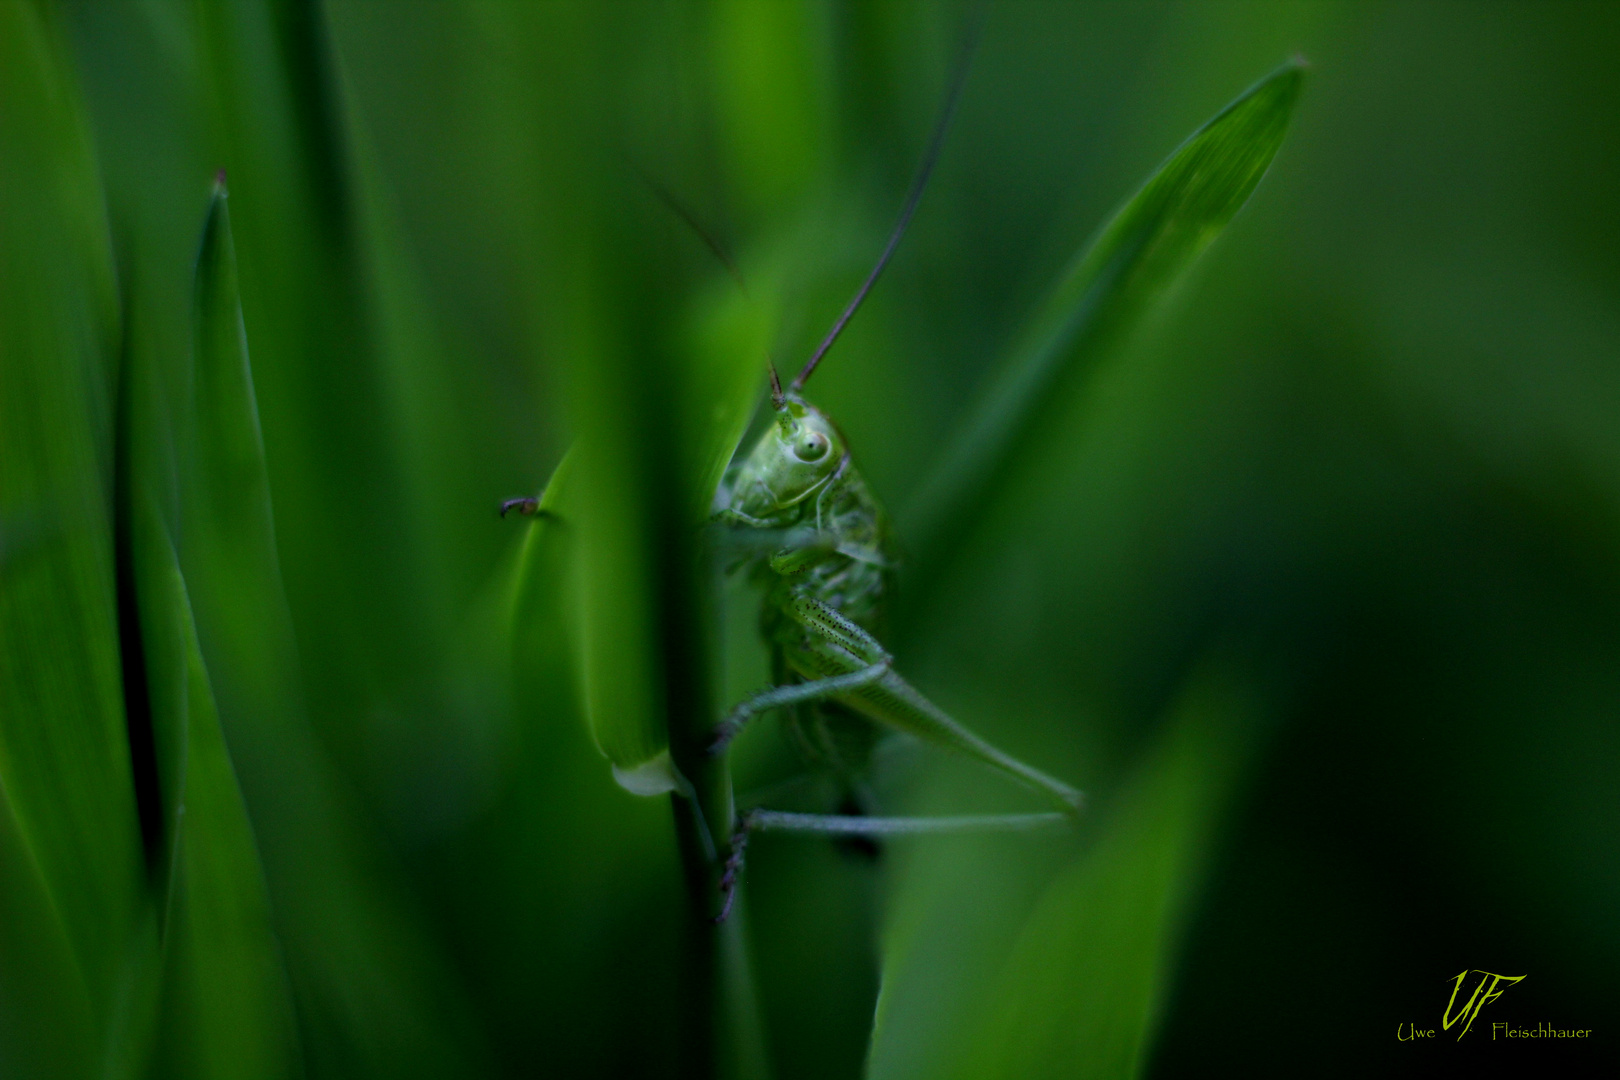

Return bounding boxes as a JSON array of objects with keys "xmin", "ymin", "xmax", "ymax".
[
  {"xmin": 0, "ymin": 1, "xmax": 1613, "ymax": 1078},
  {"xmin": 0, "ymin": 5, "xmax": 139, "ymax": 1075}
]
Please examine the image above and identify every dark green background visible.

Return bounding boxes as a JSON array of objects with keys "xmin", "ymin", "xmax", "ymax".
[{"xmin": 2, "ymin": 1, "xmax": 1614, "ymax": 1076}]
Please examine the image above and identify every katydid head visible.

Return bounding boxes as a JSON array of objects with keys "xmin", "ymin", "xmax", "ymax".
[
  {"xmin": 727, "ymin": 397, "xmax": 846, "ymax": 520},
  {"xmin": 721, "ymin": 19, "xmax": 972, "ymax": 525}
]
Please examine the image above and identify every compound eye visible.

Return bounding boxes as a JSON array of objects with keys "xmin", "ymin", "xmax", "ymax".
[{"xmin": 795, "ymin": 431, "xmax": 831, "ymax": 462}]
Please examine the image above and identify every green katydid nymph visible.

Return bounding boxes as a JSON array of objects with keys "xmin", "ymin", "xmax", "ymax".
[
  {"xmin": 695, "ymin": 38, "xmax": 1082, "ymax": 921},
  {"xmin": 705, "ymin": 364, "xmax": 1082, "ymax": 919},
  {"xmin": 709, "ymin": 375, "xmax": 1083, "ymax": 812}
]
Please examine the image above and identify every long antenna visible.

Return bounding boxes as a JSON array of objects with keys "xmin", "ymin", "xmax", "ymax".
[
  {"xmin": 768, "ymin": 363, "xmax": 785, "ymax": 410},
  {"xmin": 789, "ymin": 10, "xmax": 984, "ymax": 393},
  {"xmin": 630, "ymin": 159, "xmax": 789, "ymax": 407},
  {"xmin": 632, "ymin": 160, "xmax": 751, "ymax": 297}
]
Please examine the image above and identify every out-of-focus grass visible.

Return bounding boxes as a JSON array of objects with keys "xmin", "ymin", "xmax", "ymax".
[
  {"xmin": 0, "ymin": 6, "xmax": 137, "ymax": 1075},
  {"xmin": 871, "ymin": 664, "xmax": 1266, "ymax": 1080},
  {"xmin": 0, "ymin": 1, "xmax": 1613, "ymax": 1078},
  {"xmin": 902, "ymin": 58, "xmax": 1304, "ymax": 610}
]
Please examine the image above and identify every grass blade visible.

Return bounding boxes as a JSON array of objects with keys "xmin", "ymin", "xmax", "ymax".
[
  {"xmin": 869, "ymin": 664, "xmax": 1266, "ymax": 1080},
  {"xmin": 147, "ymin": 528, "xmax": 302, "ymax": 1079},
  {"xmin": 495, "ymin": 452, "xmax": 696, "ymax": 1078},
  {"xmin": 104, "ymin": 167, "xmax": 300, "ymax": 1076},
  {"xmin": 0, "ymin": 2, "xmax": 147, "ymax": 1054},
  {"xmin": 0, "ymin": 787, "xmax": 97, "ymax": 1079},
  {"xmin": 900, "ymin": 60, "xmax": 1305, "ymax": 595},
  {"xmin": 561, "ymin": 278, "xmax": 775, "ymax": 790},
  {"xmin": 194, "ymin": 0, "xmax": 445, "ymax": 825},
  {"xmin": 184, "ymin": 181, "xmax": 483, "ymax": 1077}
]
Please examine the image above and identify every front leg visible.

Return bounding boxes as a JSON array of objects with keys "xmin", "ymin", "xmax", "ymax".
[
  {"xmin": 709, "ymin": 590, "xmax": 892, "ymax": 754},
  {"xmin": 707, "ymin": 661, "xmax": 890, "ymax": 755},
  {"xmin": 711, "ymin": 507, "xmax": 776, "ymax": 529},
  {"xmin": 703, "ymin": 517, "xmax": 844, "ymax": 577}
]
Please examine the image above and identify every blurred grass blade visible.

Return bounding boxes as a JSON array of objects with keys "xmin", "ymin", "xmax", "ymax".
[
  {"xmin": 184, "ymin": 182, "xmax": 484, "ymax": 1077},
  {"xmin": 505, "ymin": 451, "xmax": 587, "ymax": 765},
  {"xmin": 109, "ymin": 178, "xmax": 300, "ymax": 1076},
  {"xmin": 118, "ymin": 268, "xmax": 186, "ymax": 919},
  {"xmin": 0, "ymin": 0, "xmax": 148, "ymax": 1058},
  {"xmin": 506, "ymin": 452, "xmax": 579, "ymax": 650},
  {"xmin": 900, "ymin": 60, "xmax": 1304, "ymax": 590},
  {"xmin": 562, "ymin": 273, "xmax": 774, "ymax": 792},
  {"xmin": 531, "ymin": 213, "xmax": 773, "ymax": 790},
  {"xmin": 195, "ymin": 0, "xmax": 465, "ymax": 943},
  {"xmin": 950, "ymin": 670, "xmax": 1261, "ymax": 1079},
  {"xmin": 869, "ymin": 664, "xmax": 1266, "ymax": 1080},
  {"xmin": 681, "ymin": 281, "xmax": 779, "ymax": 532},
  {"xmin": 578, "ymin": 278, "xmax": 773, "ymax": 792},
  {"xmin": 195, "ymin": 0, "xmax": 437, "ymax": 717},
  {"xmin": 493, "ymin": 450, "xmax": 694, "ymax": 1077},
  {"xmin": 710, "ymin": 0, "xmax": 833, "ymax": 224},
  {"xmin": 106, "ymin": 240, "xmax": 207, "ymax": 1080},
  {"xmin": 0, "ymin": 786, "xmax": 97, "ymax": 1079},
  {"xmin": 492, "ymin": 9, "xmax": 778, "ymax": 1068},
  {"xmin": 149, "ymin": 528, "xmax": 302, "ymax": 1079}
]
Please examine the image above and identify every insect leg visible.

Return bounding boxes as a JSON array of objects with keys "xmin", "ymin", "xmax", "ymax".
[
  {"xmin": 786, "ymin": 595, "xmax": 890, "ymax": 665},
  {"xmin": 748, "ymin": 810, "xmax": 1070, "ymax": 837},
  {"xmin": 783, "ymin": 596, "xmax": 1085, "ymax": 812},
  {"xmin": 847, "ymin": 667, "xmax": 1084, "ymax": 812},
  {"xmin": 711, "ymin": 507, "xmax": 778, "ymax": 529},
  {"xmin": 707, "ymin": 661, "xmax": 890, "ymax": 754},
  {"xmin": 712, "ymin": 807, "xmax": 1069, "ymax": 923},
  {"xmin": 713, "ymin": 814, "xmax": 752, "ymax": 924},
  {"xmin": 706, "ymin": 521, "xmax": 836, "ymax": 559}
]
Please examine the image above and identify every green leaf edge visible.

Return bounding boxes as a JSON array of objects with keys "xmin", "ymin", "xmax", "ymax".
[{"xmin": 900, "ymin": 59, "xmax": 1306, "ymax": 584}]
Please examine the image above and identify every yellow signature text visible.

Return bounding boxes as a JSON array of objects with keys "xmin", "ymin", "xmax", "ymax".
[{"xmin": 1442, "ymin": 970, "xmax": 1525, "ymax": 1040}]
